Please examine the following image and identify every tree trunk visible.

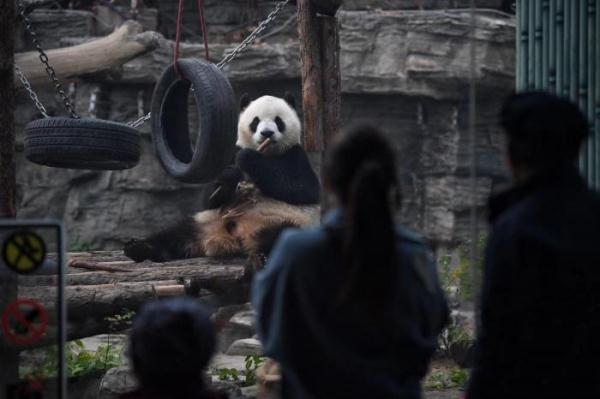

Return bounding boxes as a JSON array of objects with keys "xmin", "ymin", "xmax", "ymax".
[
  {"xmin": 0, "ymin": 0, "xmax": 19, "ymax": 388},
  {"xmin": 319, "ymin": 15, "xmax": 341, "ymax": 147},
  {"xmin": 298, "ymin": 0, "xmax": 324, "ymax": 152},
  {"xmin": 15, "ymin": 20, "xmax": 162, "ymax": 87},
  {"xmin": 0, "ymin": 0, "xmax": 16, "ymax": 218}
]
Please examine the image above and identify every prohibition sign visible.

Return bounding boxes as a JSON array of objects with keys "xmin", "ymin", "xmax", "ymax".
[
  {"xmin": 1, "ymin": 299, "xmax": 48, "ymax": 346},
  {"xmin": 2, "ymin": 230, "xmax": 46, "ymax": 274}
]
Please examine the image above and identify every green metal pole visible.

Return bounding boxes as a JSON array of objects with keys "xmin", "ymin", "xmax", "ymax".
[
  {"xmin": 556, "ymin": 0, "xmax": 565, "ymax": 95},
  {"xmin": 586, "ymin": 0, "xmax": 595, "ymax": 185},
  {"xmin": 520, "ymin": 0, "xmax": 530, "ymax": 90},
  {"xmin": 595, "ymin": 0, "xmax": 600, "ymax": 189},
  {"xmin": 529, "ymin": 1, "xmax": 536, "ymax": 89},
  {"xmin": 579, "ymin": 0, "xmax": 589, "ymax": 174},
  {"xmin": 542, "ymin": 0, "xmax": 550, "ymax": 90},
  {"xmin": 570, "ymin": 1, "xmax": 579, "ymax": 102},
  {"xmin": 535, "ymin": 0, "xmax": 543, "ymax": 88},
  {"xmin": 549, "ymin": 0, "xmax": 557, "ymax": 92},
  {"xmin": 563, "ymin": 1, "xmax": 570, "ymax": 97},
  {"xmin": 517, "ymin": 0, "xmax": 523, "ymax": 89}
]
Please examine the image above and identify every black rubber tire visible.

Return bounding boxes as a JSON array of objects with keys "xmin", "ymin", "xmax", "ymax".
[
  {"xmin": 151, "ymin": 58, "xmax": 238, "ymax": 183},
  {"xmin": 24, "ymin": 117, "xmax": 141, "ymax": 170}
]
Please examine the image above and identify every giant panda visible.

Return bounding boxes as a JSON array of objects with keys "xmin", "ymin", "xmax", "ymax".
[{"xmin": 124, "ymin": 93, "xmax": 321, "ymax": 267}]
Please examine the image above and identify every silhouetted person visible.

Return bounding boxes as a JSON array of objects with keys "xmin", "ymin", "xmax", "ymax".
[
  {"xmin": 252, "ymin": 127, "xmax": 449, "ymax": 399},
  {"xmin": 121, "ymin": 298, "xmax": 226, "ymax": 399},
  {"xmin": 467, "ymin": 92, "xmax": 600, "ymax": 398}
]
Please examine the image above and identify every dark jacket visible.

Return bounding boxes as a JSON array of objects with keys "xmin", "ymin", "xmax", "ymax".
[
  {"xmin": 252, "ymin": 209, "xmax": 449, "ymax": 399},
  {"xmin": 467, "ymin": 166, "xmax": 600, "ymax": 399}
]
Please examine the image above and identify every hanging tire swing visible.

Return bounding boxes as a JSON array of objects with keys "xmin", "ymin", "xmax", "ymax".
[
  {"xmin": 17, "ymin": 0, "xmax": 141, "ymax": 171},
  {"xmin": 149, "ymin": 0, "xmax": 237, "ymax": 183},
  {"xmin": 150, "ymin": 59, "xmax": 237, "ymax": 183},
  {"xmin": 24, "ymin": 118, "xmax": 141, "ymax": 170}
]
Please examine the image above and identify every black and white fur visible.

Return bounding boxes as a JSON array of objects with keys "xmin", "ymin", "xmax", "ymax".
[{"xmin": 124, "ymin": 93, "xmax": 320, "ymax": 266}]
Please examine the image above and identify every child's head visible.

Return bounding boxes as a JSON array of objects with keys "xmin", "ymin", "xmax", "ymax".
[{"xmin": 128, "ymin": 298, "xmax": 215, "ymax": 397}]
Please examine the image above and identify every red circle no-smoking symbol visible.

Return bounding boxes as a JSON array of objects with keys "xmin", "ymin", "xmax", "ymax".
[{"xmin": 1, "ymin": 299, "xmax": 48, "ymax": 346}]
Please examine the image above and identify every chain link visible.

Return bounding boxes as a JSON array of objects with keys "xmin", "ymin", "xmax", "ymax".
[
  {"xmin": 217, "ymin": 0, "xmax": 290, "ymax": 68},
  {"xmin": 15, "ymin": 65, "xmax": 50, "ymax": 118},
  {"xmin": 17, "ymin": 0, "xmax": 289, "ymax": 126},
  {"xmin": 127, "ymin": 111, "xmax": 153, "ymax": 128},
  {"xmin": 17, "ymin": 0, "xmax": 79, "ymax": 118},
  {"xmin": 128, "ymin": 0, "xmax": 290, "ymax": 128}
]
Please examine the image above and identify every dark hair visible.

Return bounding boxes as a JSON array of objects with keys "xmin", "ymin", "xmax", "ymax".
[
  {"xmin": 500, "ymin": 91, "xmax": 589, "ymax": 170},
  {"xmin": 128, "ymin": 298, "xmax": 215, "ymax": 398},
  {"xmin": 324, "ymin": 126, "xmax": 400, "ymax": 308}
]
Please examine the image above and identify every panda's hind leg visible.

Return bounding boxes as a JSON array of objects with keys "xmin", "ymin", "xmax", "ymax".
[
  {"xmin": 244, "ymin": 221, "xmax": 299, "ymax": 273},
  {"xmin": 124, "ymin": 216, "xmax": 203, "ymax": 262},
  {"xmin": 252, "ymin": 221, "xmax": 299, "ymax": 256},
  {"xmin": 200, "ymin": 216, "xmax": 244, "ymax": 258}
]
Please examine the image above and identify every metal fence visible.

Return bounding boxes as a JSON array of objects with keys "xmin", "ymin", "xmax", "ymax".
[{"xmin": 516, "ymin": 0, "xmax": 600, "ymax": 188}]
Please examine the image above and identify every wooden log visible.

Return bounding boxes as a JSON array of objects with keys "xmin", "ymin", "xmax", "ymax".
[
  {"xmin": 20, "ymin": 263, "xmax": 247, "ymax": 287},
  {"xmin": 20, "ymin": 282, "xmax": 188, "ymax": 321},
  {"xmin": 14, "ymin": 20, "xmax": 162, "ymax": 88},
  {"xmin": 298, "ymin": 0, "xmax": 324, "ymax": 152},
  {"xmin": 68, "ymin": 259, "xmax": 134, "ymax": 273}
]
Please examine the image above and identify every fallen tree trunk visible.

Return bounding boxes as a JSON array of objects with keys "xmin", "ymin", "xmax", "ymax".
[
  {"xmin": 14, "ymin": 20, "xmax": 162, "ymax": 87},
  {"xmin": 21, "ymin": 282, "xmax": 188, "ymax": 321},
  {"xmin": 20, "ymin": 263, "xmax": 247, "ymax": 287}
]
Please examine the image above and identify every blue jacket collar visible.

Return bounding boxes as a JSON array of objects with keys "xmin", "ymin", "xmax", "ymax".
[{"xmin": 323, "ymin": 208, "xmax": 345, "ymax": 229}]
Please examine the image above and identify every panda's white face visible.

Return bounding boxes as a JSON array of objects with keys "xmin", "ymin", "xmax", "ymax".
[{"xmin": 237, "ymin": 95, "xmax": 302, "ymax": 155}]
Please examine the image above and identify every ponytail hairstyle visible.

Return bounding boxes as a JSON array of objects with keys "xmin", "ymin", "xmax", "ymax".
[{"xmin": 324, "ymin": 126, "xmax": 400, "ymax": 310}]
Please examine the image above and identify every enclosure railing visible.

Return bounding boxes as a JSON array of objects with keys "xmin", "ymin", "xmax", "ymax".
[{"xmin": 517, "ymin": 0, "xmax": 600, "ymax": 189}]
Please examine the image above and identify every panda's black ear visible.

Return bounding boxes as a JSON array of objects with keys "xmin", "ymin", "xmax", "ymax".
[
  {"xmin": 240, "ymin": 93, "xmax": 251, "ymax": 111},
  {"xmin": 284, "ymin": 92, "xmax": 296, "ymax": 110}
]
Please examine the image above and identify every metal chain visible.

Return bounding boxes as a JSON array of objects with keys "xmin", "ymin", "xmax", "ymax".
[
  {"xmin": 17, "ymin": 0, "xmax": 79, "ymax": 118},
  {"xmin": 16, "ymin": 0, "xmax": 289, "ymax": 126},
  {"xmin": 128, "ymin": 111, "xmax": 152, "ymax": 128},
  {"xmin": 217, "ymin": 0, "xmax": 290, "ymax": 68},
  {"xmin": 15, "ymin": 65, "xmax": 50, "ymax": 118},
  {"xmin": 127, "ymin": 0, "xmax": 290, "ymax": 128}
]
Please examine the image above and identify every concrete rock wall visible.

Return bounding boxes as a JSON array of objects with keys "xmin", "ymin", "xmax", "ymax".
[{"xmin": 15, "ymin": 5, "xmax": 515, "ymax": 249}]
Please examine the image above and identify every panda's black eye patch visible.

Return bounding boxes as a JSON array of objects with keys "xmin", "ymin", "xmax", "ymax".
[
  {"xmin": 275, "ymin": 116, "xmax": 286, "ymax": 133},
  {"xmin": 250, "ymin": 117, "xmax": 260, "ymax": 133}
]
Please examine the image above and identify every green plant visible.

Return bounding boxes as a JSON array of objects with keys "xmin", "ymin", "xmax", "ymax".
[
  {"xmin": 65, "ymin": 340, "xmax": 121, "ymax": 377},
  {"xmin": 21, "ymin": 340, "xmax": 123, "ymax": 380},
  {"xmin": 105, "ymin": 309, "xmax": 135, "ymax": 332},
  {"xmin": 20, "ymin": 309, "xmax": 135, "ymax": 381},
  {"xmin": 424, "ymin": 363, "xmax": 469, "ymax": 390},
  {"xmin": 217, "ymin": 367, "xmax": 240, "ymax": 383},
  {"xmin": 438, "ymin": 319, "xmax": 471, "ymax": 358},
  {"xmin": 70, "ymin": 241, "xmax": 93, "ymax": 252},
  {"xmin": 243, "ymin": 355, "xmax": 265, "ymax": 386},
  {"xmin": 215, "ymin": 355, "xmax": 265, "ymax": 387},
  {"xmin": 438, "ymin": 233, "xmax": 487, "ymax": 302}
]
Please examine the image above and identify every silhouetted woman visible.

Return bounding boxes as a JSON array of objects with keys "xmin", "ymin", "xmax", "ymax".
[{"xmin": 252, "ymin": 127, "xmax": 449, "ymax": 399}]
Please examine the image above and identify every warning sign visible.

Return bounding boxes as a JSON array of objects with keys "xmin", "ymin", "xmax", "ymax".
[
  {"xmin": 2, "ymin": 231, "xmax": 46, "ymax": 274},
  {"xmin": 1, "ymin": 299, "xmax": 48, "ymax": 346}
]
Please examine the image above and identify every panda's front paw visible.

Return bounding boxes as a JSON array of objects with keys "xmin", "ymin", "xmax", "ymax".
[
  {"xmin": 124, "ymin": 239, "xmax": 153, "ymax": 262},
  {"xmin": 205, "ymin": 166, "xmax": 244, "ymax": 209}
]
